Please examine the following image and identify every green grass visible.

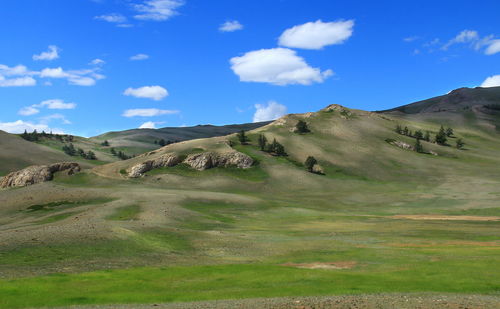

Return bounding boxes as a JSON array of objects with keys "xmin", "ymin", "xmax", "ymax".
[
  {"xmin": 35, "ymin": 212, "xmax": 80, "ymax": 225},
  {"xmin": 106, "ymin": 205, "xmax": 141, "ymax": 221},
  {"xmin": 24, "ymin": 198, "xmax": 115, "ymax": 213},
  {"xmin": 0, "ymin": 260, "xmax": 498, "ymax": 309}
]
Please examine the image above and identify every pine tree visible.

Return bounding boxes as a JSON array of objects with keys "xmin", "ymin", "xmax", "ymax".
[
  {"xmin": 86, "ymin": 151, "xmax": 97, "ymax": 160},
  {"xmin": 158, "ymin": 139, "xmax": 166, "ymax": 146},
  {"xmin": 435, "ymin": 125, "xmax": 447, "ymax": 145},
  {"xmin": 415, "ymin": 138, "xmax": 424, "ymax": 153},
  {"xmin": 395, "ymin": 124, "xmax": 402, "ymax": 134},
  {"xmin": 414, "ymin": 130, "xmax": 423, "ymax": 140},
  {"xmin": 258, "ymin": 134, "xmax": 267, "ymax": 151},
  {"xmin": 304, "ymin": 156, "xmax": 317, "ymax": 172},
  {"xmin": 456, "ymin": 138, "xmax": 465, "ymax": 150},
  {"xmin": 237, "ymin": 130, "xmax": 248, "ymax": 145},
  {"xmin": 424, "ymin": 131, "xmax": 430, "ymax": 142},
  {"xmin": 101, "ymin": 140, "xmax": 110, "ymax": 146},
  {"xmin": 403, "ymin": 126, "xmax": 409, "ymax": 136},
  {"xmin": 446, "ymin": 127, "xmax": 454, "ymax": 137},
  {"xmin": 295, "ymin": 120, "xmax": 310, "ymax": 133},
  {"xmin": 110, "ymin": 147, "xmax": 116, "ymax": 155}
]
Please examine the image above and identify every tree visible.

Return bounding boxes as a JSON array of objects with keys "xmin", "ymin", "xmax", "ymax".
[
  {"xmin": 435, "ymin": 125, "xmax": 447, "ymax": 145},
  {"xmin": 110, "ymin": 147, "xmax": 116, "ymax": 155},
  {"xmin": 77, "ymin": 148, "xmax": 85, "ymax": 157},
  {"xmin": 101, "ymin": 140, "xmax": 109, "ymax": 146},
  {"xmin": 456, "ymin": 138, "xmax": 465, "ymax": 150},
  {"xmin": 154, "ymin": 140, "xmax": 158, "ymax": 144},
  {"xmin": 237, "ymin": 130, "xmax": 248, "ymax": 145},
  {"xmin": 21, "ymin": 130, "xmax": 29, "ymax": 141},
  {"xmin": 403, "ymin": 126, "xmax": 409, "ymax": 136},
  {"xmin": 415, "ymin": 138, "xmax": 424, "ymax": 153},
  {"xmin": 295, "ymin": 120, "xmax": 310, "ymax": 133},
  {"xmin": 275, "ymin": 142, "xmax": 286, "ymax": 156},
  {"xmin": 86, "ymin": 150, "xmax": 97, "ymax": 160},
  {"xmin": 446, "ymin": 127, "xmax": 454, "ymax": 137},
  {"xmin": 395, "ymin": 124, "xmax": 402, "ymax": 134},
  {"xmin": 304, "ymin": 156, "xmax": 317, "ymax": 172},
  {"xmin": 258, "ymin": 134, "xmax": 267, "ymax": 151},
  {"xmin": 424, "ymin": 131, "xmax": 431, "ymax": 142},
  {"xmin": 63, "ymin": 143, "xmax": 76, "ymax": 156},
  {"xmin": 414, "ymin": 130, "xmax": 423, "ymax": 140},
  {"xmin": 158, "ymin": 139, "xmax": 166, "ymax": 146}
]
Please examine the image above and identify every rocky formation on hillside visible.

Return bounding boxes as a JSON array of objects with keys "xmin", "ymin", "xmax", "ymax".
[
  {"xmin": 127, "ymin": 153, "xmax": 181, "ymax": 178},
  {"xmin": 0, "ymin": 162, "xmax": 80, "ymax": 188},
  {"xmin": 184, "ymin": 151, "xmax": 254, "ymax": 171}
]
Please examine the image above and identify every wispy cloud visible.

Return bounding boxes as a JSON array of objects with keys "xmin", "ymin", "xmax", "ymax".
[
  {"xmin": 130, "ymin": 54, "xmax": 150, "ymax": 61},
  {"xmin": 133, "ymin": 0, "xmax": 185, "ymax": 21},
  {"xmin": 123, "ymin": 85, "xmax": 168, "ymax": 100},
  {"xmin": 122, "ymin": 108, "xmax": 179, "ymax": 117}
]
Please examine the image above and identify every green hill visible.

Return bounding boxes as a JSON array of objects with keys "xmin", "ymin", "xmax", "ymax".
[{"xmin": 0, "ymin": 95, "xmax": 499, "ymax": 308}]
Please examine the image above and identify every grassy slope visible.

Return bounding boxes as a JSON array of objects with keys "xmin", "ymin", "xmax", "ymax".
[{"xmin": 0, "ymin": 106, "xmax": 499, "ymax": 308}]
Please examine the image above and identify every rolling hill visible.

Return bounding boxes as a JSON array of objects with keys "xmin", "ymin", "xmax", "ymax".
[{"xmin": 0, "ymin": 90, "xmax": 499, "ymax": 308}]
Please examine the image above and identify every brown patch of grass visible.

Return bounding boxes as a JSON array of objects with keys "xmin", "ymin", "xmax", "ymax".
[
  {"xmin": 282, "ymin": 261, "xmax": 357, "ymax": 270},
  {"xmin": 390, "ymin": 215, "xmax": 500, "ymax": 221}
]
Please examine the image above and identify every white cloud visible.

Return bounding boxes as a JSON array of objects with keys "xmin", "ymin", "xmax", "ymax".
[
  {"xmin": 279, "ymin": 20, "xmax": 354, "ymax": 50},
  {"xmin": 442, "ymin": 30, "xmax": 479, "ymax": 50},
  {"xmin": 0, "ymin": 64, "xmax": 30, "ymax": 76},
  {"xmin": 18, "ymin": 106, "xmax": 40, "ymax": 116},
  {"xmin": 130, "ymin": 53, "xmax": 150, "ymax": 61},
  {"xmin": 133, "ymin": 0, "xmax": 184, "ymax": 21},
  {"xmin": 39, "ymin": 114, "xmax": 71, "ymax": 125},
  {"xmin": 39, "ymin": 67, "xmax": 103, "ymax": 86},
  {"xmin": 485, "ymin": 40, "xmax": 500, "ymax": 55},
  {"xmin": 95, "ymin": 13, "xmax": 127, "ymax": 23},
  {"xmin": 36, "ymin": 99, "xmax": 77, "ymax": 110},
  {"xmin": 481, "ymin": 75, "xmax": 500, "ymax": 88},
  {"xmin": 122, "ymin": 108, "xmax": 178, "ymax": 117},
  {"xmin": 90, "ymin": 58, "xmax": 105, "ymax": 66},
  {"xmin": 253, "ymin": 101, "xmax": 287, "ymax": 122},
  {"xmin": 0, "ymin": 120, "xmax": 59, "ymax": 134},
  {"xmin": 219, "ymin": 20, "xmax": 243, "ymax": 32},
  {"xmin": 404, "ymin": 36, "xmax": 419, "ymax": 42},
  {"xmin": 139, "ymin": 121, "xmax": 165, "ymax": 129},
  {"xmin": 123, "ymin": 85, "xmax": 168, "ymax": 100},
  {"xmin": 33, "ymin": 45, "xmax": 60, "ymax": 61},
  {"xmin": 0, "ymin": 76, "xmax": 36, "ymax": 87},
  {"xmin": 230, "ymin": 48, "xmax": 333, "ymax": 86}
]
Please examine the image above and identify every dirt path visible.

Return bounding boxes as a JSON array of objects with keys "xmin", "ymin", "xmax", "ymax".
[{"xmin": 62, "ymin": 294, "xmax": 500, "ymax": 309}]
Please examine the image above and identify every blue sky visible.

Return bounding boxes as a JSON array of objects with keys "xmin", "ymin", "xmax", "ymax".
[{"xmin": 1, "ymin": 0, "xmax": 499, "ymax": 137}]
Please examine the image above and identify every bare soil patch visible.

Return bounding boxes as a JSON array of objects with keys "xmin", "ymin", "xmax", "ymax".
[
  {"xmin": 282, "ymin": 261, "xmax": 357, "ymax": 270},
  {"xmin": 390, "ymin": 215, "xmax": 500, "ymax": 221}
]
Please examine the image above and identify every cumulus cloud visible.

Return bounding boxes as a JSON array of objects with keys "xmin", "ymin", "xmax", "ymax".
[
  {"xmin": 18, "ymin": 99, "xmax": 76, "ymax": 117},
  {"xmin": 0, "ymin": 76, "xmax": 36, "ymax": 87},
  {"xmin": 36, "ymin": 99, "xmax": 77, "ymax": 110},
  {"xmin": 485, "ymin": 40, "xmax": 500, "ymax": 55},
  {"xmin": 33, "ymin": 45, "xmax": 60, "ymax": 61},
  {"xmin": 130, "ymin": 53, "xmax": 150, "ymax": 61},
  {"xmin": 95, "ymin": 13, "xmax": 127, "ymax": 23},
  {"xmin": 481, "ymin": 75, "xmax": 500, "ymax": 88},
  {"xmin": 139, "ymin": 121, "xmax": 165, "ymax": 129},
  {"xmin": 0, "ymin": 120, "xmax": 51, "ymax": 134},
  {"xmin": 133, "ymin": 0, "xmax": 184, "ymax": 21},
  {"xmin": 279, "ymin": 20, "xmax": 354, "ymax": 50},
  {"xmin": 219, "ymin": 20, "xmax": 243, "ymax": 32},
  {"xmin": 230, "ymin": 48, "xmax": 333, "ymax": 86},
  {"xmin": 123, "ymin": 85, "xmax": 168, "ymax": 100},
  {"xmin": 253, "ymin": 101, "xmax": 287, "ymax": 122},
  {"xmin": 39, "ymin": 67, "xmax": 104, "ymax": 86},
  {"xmin": 122, "ymin": 108, "xmax": 178, "ymax": 117}
]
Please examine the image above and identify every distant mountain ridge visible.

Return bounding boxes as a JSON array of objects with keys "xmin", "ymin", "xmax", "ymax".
[{"xmin": 380, "ymin": 86, "xmax": 500, "ymax": 114}]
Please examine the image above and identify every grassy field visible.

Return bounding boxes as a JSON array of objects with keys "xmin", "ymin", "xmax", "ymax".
[{"xmin": 0, "ymin": 106, "xmax": 499, "ymax": 308}]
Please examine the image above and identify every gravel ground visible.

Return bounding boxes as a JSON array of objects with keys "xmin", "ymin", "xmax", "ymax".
[{"xmin": 54, "ymin": 293, "xmax": 500, "ymax": 309}]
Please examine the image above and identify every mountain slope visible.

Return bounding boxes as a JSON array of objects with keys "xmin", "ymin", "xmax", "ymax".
[
  {"xmin": 91, "ymin": 121, "xmax": 272, "ymax": 155},
  {"xmin": 380, "ymin": 86, "xmax": 500, "ymax": 114},
  {"xmin": 0, "ymin": 130, "xmax": 98, "ymax": 176}
]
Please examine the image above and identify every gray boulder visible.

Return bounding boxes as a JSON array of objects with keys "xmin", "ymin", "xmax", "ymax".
[{"xmin": 127, "ymin": 153, "xmax": 181, "ymax": 178}]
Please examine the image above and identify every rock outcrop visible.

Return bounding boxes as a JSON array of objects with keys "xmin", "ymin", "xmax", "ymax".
[
  {"xmin": 127, "ymin": 153, "xmax": 181, "ymax": 178},
  {"xmin": 184, "ymin": 151, "xmax": 254, "ymax": 171},
  {"xmin": 0, "ymin": 162, "xmax": 80, "ymax": 188},
  {"xmin": 387, "ymin": 140, "xmax": 414, "ymax": 151}
]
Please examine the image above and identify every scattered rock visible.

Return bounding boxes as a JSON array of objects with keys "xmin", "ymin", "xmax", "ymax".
[
  {"xmin": 184, "ymin": 151, "xmax": 253, "ymax": 171},
  {"xmin": 387, "ymin": 139, "xmax": 414, "ymax": 151},
  {"xmin": 127, "ymin": 154, "xmax": 181, "ymax": 178},
  {"xmin": 0, "ymin": 162, "xmax": 80, "ymax": 188},
  {"xmin": 322, "ymin": 104, "xmax": 353, "ymax": 118},
  {"xmin": 312, "ymin": 164, "xmax": 324, "ymax": 175}
]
